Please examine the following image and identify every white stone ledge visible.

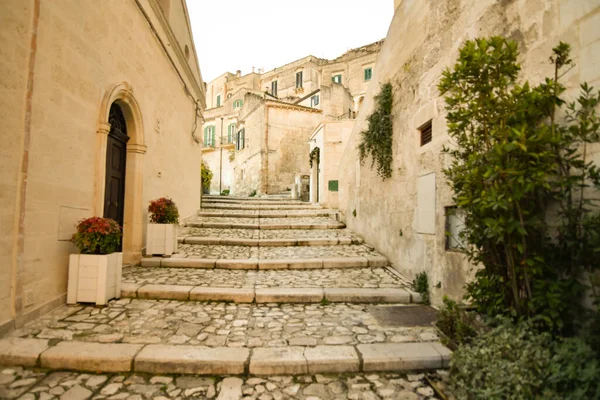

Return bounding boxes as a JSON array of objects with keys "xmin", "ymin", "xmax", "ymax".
[{"xmin": 40, "ymin": 341, "xmax": 143, "ymax": 372}]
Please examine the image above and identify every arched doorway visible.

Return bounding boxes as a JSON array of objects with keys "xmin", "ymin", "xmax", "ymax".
[
  {"xmin": 104, "ymin": 104, "xmax": 129, "ymax": 239},
  {"xmin": 95, "ymin": 82, "xmax": 146, "ymax": 264}
]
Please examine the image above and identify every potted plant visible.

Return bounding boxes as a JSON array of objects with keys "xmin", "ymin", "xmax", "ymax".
[
  {"xmin": 67, "ymin": 217, "xmax": 122, "ymax": 305},
  {"xmin": 146, "ymin": 197, "xmax": 179, "ymax": 255}
]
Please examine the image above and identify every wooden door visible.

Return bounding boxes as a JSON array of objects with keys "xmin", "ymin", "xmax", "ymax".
[{"xmin": 104, "ymin": 104, "xmax": 129, "ymax": 231}]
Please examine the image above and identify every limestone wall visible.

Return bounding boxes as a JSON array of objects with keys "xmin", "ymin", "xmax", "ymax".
[
  {"xmin": 260, "ymin": 60, "xmax": 322, "ymax": 101},
  {"xmin": 0, "ymin": 0, "xmax": 204, "ymax": 332},
  {"xmin": 337, "ymin": 0, "xmax": 600, "ymax": 304}
]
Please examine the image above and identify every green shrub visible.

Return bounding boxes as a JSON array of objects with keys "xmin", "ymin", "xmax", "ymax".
[
  {"xmin": 438, "ymin": 37, "xmax": 600, "ymax": 333},
  {"xmin": 412, "ymin": 271, "xmax": 430, "ymax": 305},
  {"xmin": 220, "ymin": 189, "xmax": 230, "ymax": 196},
  {"xmin": 201, "ymin": 160, "xmax": 213, "ymax": 190},
  {"xmin": 249, "ymin": 190, "xmax": 257, "ymax": 197},
  {"xmin": 71, "ymin": 217, "xmax": 122, "ymax": 255},
  {"xmin": 450, "ymin": 320, "xmax": 600, "ymax": 400},
  {"xmin": 436, "ymin": 297, "xmax": 478, "ymax": 346},
  {"xmin": 148, "ymin": 197, "xmax": 179, "ymax": 224}
]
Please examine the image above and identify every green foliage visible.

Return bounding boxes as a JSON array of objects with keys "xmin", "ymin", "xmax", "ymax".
[
  {"xmin": 309, "ymin": 147, "xmax": 320, "ymax": 168},
  {"xmin": 358, "ymin": 82, "xmax": 394, "ymax": 179},
  {"xmin": 148, "ymin": 197, "xmax": 179, "ymax": 224},
  {"xmin": 436, "ymin": 297, "xmax": 479, "ymax": 346},
  {"xmin": 71, "ymin": 217, "xmax": 122, "ymax": 255},
  {"xmin": 438, "ymin": 37, "xmax": 600, "ymax": 333},
  {"xmin": 412, "ymin": 272, "xmax": 430, "ymax": 305},
  {"xmin": 352, "ymin": 209, "xmax": 357, "ymax": 217},
  {"xmin": 201, "ymin": 160, "xmax": 213, "ymax": 190},
  {"xmin": 249, "ymin": 190, "xmax": 257, "ymax": 197},
  {"xmin": 450, "ymin": 319, "xmax": 600, "ymax": 400},
  {"xmin": 220, "ymin": 189, "xmax": 230, "ymax": 196}
]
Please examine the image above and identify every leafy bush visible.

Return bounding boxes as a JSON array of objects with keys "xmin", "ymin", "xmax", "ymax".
[
  {"xmin": 71, "ymin": 217, "xmax": 122, "ymax": 255},
  {"xmin": 436, "ymin": 297, "xmax": 478, "ymax": 346},
  {"xmin": 249, "ymin": 190, "xmax": 257, "ymax": 197},
  {"xmin": 201, "ymin": 160, "xmax": 213, "ymax": 190},
  {"xmin": 412, "ymin": 271, "xmax": 430, "ymax": 305},
  {"xmin": 438, "ymin": 37, "xmax": 600, "ymax": 333},
  {"xmin": 450, "ymin": 320, "xmax": 600, "ymax": 400},
  {"xmin": 358, "ymin": 82, "xmax": 394, "ymax": 179},
  {"xmin": 220, "ymin": 189, "xmax": 230, "ymax": 196},
  {"xmin": 148, "ymin": 197, "xmax": 179, "ymax": 224}
]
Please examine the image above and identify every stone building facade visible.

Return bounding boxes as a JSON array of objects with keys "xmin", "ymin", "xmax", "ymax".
[
  {"xmin": 202, "ymin": 41, "xmax": 382, "ymax": 196},
  {"xmin": 0, "ymin": 0, "xmax": 205, "ymax": 333},
  {"xmin": 338, "ymin": 0, "xmax": 600, "ymax": 304}
]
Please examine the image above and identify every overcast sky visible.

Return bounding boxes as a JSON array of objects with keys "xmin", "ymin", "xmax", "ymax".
[{"xmin": 187, "ymin": 1, "xmax": 394, "ymax": 83}]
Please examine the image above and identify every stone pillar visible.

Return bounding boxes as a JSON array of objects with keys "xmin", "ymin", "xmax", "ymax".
[
  {"xmin": 123, "ymin": 143, "xmax": 146, "ymax": 265},
  {"xmin": 93, "ymin": 122, "xmax": 111, "ymax": 216}
]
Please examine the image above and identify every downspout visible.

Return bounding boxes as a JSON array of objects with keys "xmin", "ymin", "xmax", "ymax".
[
  {"xmin": 11, "ymin": 0, "xmax": 40, "ymax": 329},
  {"xmin": 262, "ymin": 105, "xmax": 269, "ymax": 194}
]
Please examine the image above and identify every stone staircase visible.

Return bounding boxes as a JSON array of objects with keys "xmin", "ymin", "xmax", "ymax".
[{"xmin": 0, "ymin": 195, "xmax": 451, "ymax": 380}]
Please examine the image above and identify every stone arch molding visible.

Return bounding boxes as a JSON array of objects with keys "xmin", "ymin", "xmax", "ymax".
[{"xmin": 94, "ymin": 82, "xmax": 147, "ymax": 264}]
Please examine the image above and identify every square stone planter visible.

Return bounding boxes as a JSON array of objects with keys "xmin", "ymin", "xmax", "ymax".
[
  {"xmin": 146, "ymin": 223, "xmax": 178, "ymax": 256},
  {"xmin": 67, "ymin": 252, "xmax": 123, "ymax": 305}
]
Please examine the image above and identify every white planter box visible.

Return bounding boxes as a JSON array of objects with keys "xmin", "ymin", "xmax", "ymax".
[
  {"xmin": 67, "ymin": 252, "xmax": 122, "ymax": 305},
  {"xmin": 146, "ymin": 223, "xmax": 178, "ymax": 255}
]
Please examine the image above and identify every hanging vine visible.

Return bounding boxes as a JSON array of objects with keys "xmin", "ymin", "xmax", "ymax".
[
  {"xmin": 309, "ymin": 147, "xmax": 320, "ymax": 168},
  {"xmin": 358, "ymin": 82, "xmax": 394, "ymax": 179}
]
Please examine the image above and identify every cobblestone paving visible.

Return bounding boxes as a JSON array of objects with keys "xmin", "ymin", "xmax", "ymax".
[
  {"xmin": 179, "ymin": 228, "xmax": 361, "ymax": 241},
  {"xmin": 121, "ymin": 267, "xmax": 407, "ymax": 289},
  {"xmin": 0, "ymin": 366, "xmax": 444, "ymax": 399},
  {"xmin": 175, "ymin": 244, "xmax": 380, "ymax": 260},
  {"xmin": 11, "ymin": 300, "xmax": 438, "ymax": 347}
]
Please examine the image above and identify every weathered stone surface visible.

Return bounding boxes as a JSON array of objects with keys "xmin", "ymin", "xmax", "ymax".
[
  {"xmin": 304, "ymin": 346, "xmax": 360, "ymax": 374},
  {"xmin": 137, "ymin": 284, "xmax": 192, "ymax": 300},
  {"xmin": 140, "ymin": 258, "xmax": 162, "ymax": 267},
  {"xmin": 322, "ymin": 256, "xmax": 368, "ymax": 268},
  {"xmin": 189, "ymin": 287, "xmax": 254, "ymax": 303},
  {"xmin": 40, "ymin": 342, "xmax": 142, "ymax": 372},
  {"xmin": 134, "ymin": 345, "xmax": 249, "ymax": 374},
  {"xmin": 250, "ymin": 347, "xmax": 307, "ymax": 375},
  {"xmin": 255, "ymin": 288, "xmax": 323, "ymax": 303},
  {"xmin": 325, "ymin": 288, "xmax": 411, "ymax": 303},
  {"xmin": 61, "ymin": 385, "xmax": 92, "ymax": 400},
  {"xmin": 0, "ymin": 338, "xmax": 49, "ymax": 367},
  {"xmin": 216, "ymin": 377, "xmax": 243, "ymax": 400},
  {"xmin": 120, "ymin": 283, "xmax": 140, "ymax": 297},
  {"xmin": 162, "ymin": 258, "xmax": 215, "ymax": 268},
  {"xmin": 216, "ymin": 259, "xmax": 258, "ymax": 270},
  {"xmin": 357, "ymin": 342, "xmax": 447, "ymax": 371}
]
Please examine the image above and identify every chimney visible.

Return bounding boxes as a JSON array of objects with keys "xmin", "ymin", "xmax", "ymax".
[{"xmin": 236, "ymin": 70, "xmax": 241, "ymax": 77}]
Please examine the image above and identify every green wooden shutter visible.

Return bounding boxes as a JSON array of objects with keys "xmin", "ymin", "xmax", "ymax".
[
  {"xmin": 211, "ymin": 127, "xmax": 215, "ymax": 147},
  {"xmin": 204, "ymin": 126, "xmax": 208, "ymax": 145}
]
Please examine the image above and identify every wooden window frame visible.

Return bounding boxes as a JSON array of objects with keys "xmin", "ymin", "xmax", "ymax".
[
  {"xmin": 419, "ymin": 120, "xmax": 433, "ymax": 146},
  {"xmin": 296, "ymin": 71, "xmax": 303, "ymax": 88}
]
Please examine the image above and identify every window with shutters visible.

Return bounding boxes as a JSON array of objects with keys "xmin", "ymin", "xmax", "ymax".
[
  {"xmin": 233, "ymin": 99, "xmax": 243, "ymax": 109},
  {"xmin": 227, "ymin": 123, "xmax": 235, "ymax": 144},
  {"xmin": 216, "ymin": 95, "xmax": 221, "ymax": 107},
  {"xmin": 364, "ymin": 67, "xmax": 372, "ymax": 81},
  {"xmin": 236, "ymin": 128, "xmax": 245, "ymax": 151},
  {"xmin": 332, "ymin": 74, "xmax": 342, "ymax": 84},
  {"xmin": 296, "ymin": 71, "xmax": 303, "ymax": 88},
  {"xmin": 419, "ymin": 120, "xmax": 433, "ymax": 146},
  {"xmin": 271, "ymin": 81, "xmax": 278, "ymax": 97},
  {"xmin": 204, "ymin": 126, "xmax": 216, "ymax": 147},
  {"xmin": 310, "ymin": 95, "xmax": 320, "ymax": 107}
]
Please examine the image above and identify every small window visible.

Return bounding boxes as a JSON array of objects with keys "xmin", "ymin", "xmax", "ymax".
[
  {"xmin": 204, "ymin": 126, "xmax": 216, "ymax": 147},
  {"xmin": 332, "ymin": 74, "xmax": 342, "ymax": 84},
  {"xmin": 233, "ymin": 99, "xmax": 243, "ymax": 109},
  {"xmin": 227, "ymin": 93, "xmax": 233, "ymax": 99},
  {"xmin": 271, "ymin": 81, "xmax": 278, "ymax": 97},
  {"xmin": 296, "ymin": 71, "xmax": 303, "ymax": 88},
  {"xmin": 236, "ymin": 128, "xmax": 245, "ymax": 151},
  {"xmin": 310, "ymin": 95, "xmax": 320, "ymax": 107},
  {"xmin": 445, "ymin": 207, "xmax": 466, "ymax": 250},
  {"xmin": 419, "ymin": 120, "xmax": 432, "ymax": 146},
  {"xmin": 216, "ymin": 95, "xmax": 221, "ymax": 107},
  {"xmin": 364, "ymin": 67, "xmax": 372, "ymax": 81}
]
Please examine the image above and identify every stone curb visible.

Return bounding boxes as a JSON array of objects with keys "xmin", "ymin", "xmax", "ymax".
[
  {"xmin": 202, "ymin": 205, "xmax": 324, "ymax": 210},
  {"xmin": 0, "ymin": 339, "xmax": 451, "ymax": 375},
  {"xmin": 178, "ymin": 237, "xmax": 365, "ymax": 246},
  {"xmin": 120, "ymin": 284, "xmax": 412, "ymax": 304},
  {"xmin": 196, "ymin": 212, "xmax": 335, "ymax": 218},
  {"xmin": 185, "ymin": 222, "xmax": 346, "ymax": 230},
  {"xmin": 140, "ymin": 256, "xmax": 385, "ymax": 270}
]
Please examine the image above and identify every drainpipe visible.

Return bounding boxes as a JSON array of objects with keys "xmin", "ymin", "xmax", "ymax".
[{"xmin": 219, "ymin": 117, "xmax": 223, "ymax": 194}]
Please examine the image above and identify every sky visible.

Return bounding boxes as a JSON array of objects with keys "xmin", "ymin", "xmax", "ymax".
[{"xmin": 187, "ymin": 0, "xmax": 394, "ymax": 83}]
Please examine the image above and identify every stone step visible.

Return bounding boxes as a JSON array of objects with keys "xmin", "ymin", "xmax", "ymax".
[
  {"xmin": 197, "ymin": 211, "xmax": 337, "ymax": 218},
  {"xmin": 203, "ymin": 200, "xmax": 306, "ymax": 206},
  {"xmin": 203, "ymin": 195, "xmax": 294, "ymax": 202},
  {"xmin": 178, "ymin": 236, "xmax": 364, "ymax": 246},
  {"xmin": 185, "ymin": 221, "xmax": 345, "ymax": 230},
  {"xmin": 141, "ymin": 254, "xmax": 388, "ymax": 269},
  {"xmin": 179, "ymin": 228, "xmax": 362, "ymax": 242},
  {"xmin": 0, "ymin": 338, "xmax": 451, "ymax": 375},
  {"xmin": 202, "ymin": 204, "xmax": 323, "ymax": 210},
  {"xmin": 122, "ymin": 285, "xmax": 416, "ymax": 304}
]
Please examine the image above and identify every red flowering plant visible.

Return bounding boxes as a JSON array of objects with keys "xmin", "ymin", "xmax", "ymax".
[
  {"xmin": 148, "ymin": 197, "xmax": 179, "ymax": 224},
  {"xmin": 71, "ymin": 217, "xmax": 122, "ymax": 254}
]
